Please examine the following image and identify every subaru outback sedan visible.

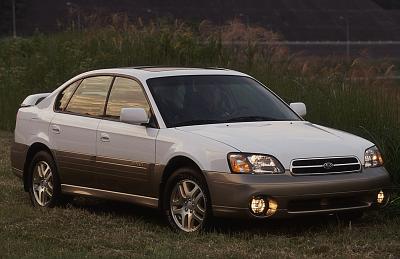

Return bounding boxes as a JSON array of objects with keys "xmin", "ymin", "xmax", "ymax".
[{"xmin": 11, "ymin": 67, "xmax": 391, "ymax": 232}]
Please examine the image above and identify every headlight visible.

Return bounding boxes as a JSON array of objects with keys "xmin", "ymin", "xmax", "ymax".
[
  {"xmin": 228, "ymin": 153, "xmax": 285, "ymax": 174},
  {"xmin": 364, "ymin": 146, "xmax": 384, "ymax": 168}
]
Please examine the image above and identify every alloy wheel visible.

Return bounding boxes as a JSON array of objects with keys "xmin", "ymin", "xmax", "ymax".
[
  {"xmin": 170, "ymin": 179, "xmax": 206, "ymax": 232},
  {"xmin": 32, "ymin": 161, "xmax": 54, "ymax": 206}
]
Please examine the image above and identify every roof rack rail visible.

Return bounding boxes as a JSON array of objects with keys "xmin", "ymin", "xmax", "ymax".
[
  {"xmin": 205, "ymin": 67, "xmax": 231, "ymax": 71},
  {"xmin": 130, "ymin": 66, "xmax": 160, "ymax": 69},
  {"xmin": 120, "ymin": 66, "xmax": 231, "ymax": 71}
]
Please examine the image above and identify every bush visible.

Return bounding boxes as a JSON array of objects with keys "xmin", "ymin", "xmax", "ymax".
[{"xmin": 0, "ymin": 20, "xmax": 399, "ymax": 185}]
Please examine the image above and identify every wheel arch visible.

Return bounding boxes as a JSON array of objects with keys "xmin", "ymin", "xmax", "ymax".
[
  {"xmin": 158, "ymin": 155, "xmax": 211, "ymax": 209},
  {"xmin": 23, "ymin": 142, "xmax": 55, "ymax": 192}
]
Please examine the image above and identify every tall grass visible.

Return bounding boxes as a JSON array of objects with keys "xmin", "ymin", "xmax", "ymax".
[{"xmin": 0, "ymin": 20, "xmax": 399, "ymax": 185}]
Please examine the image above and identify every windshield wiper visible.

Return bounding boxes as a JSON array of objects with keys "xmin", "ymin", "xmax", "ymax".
[
  {"xmin": 227, "ymin": 116, "xmax": 277, "ymax": 122},
  {"xmin": 172, "ymin": 119, "xmax": 223, "ymax": 127},
  {"xmin": 172, "ymin": 116, "xmax": 279, "ymax": 127}
]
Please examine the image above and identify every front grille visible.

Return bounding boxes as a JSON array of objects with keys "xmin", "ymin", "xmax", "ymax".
[{"xmin": 290, "ymin": 156, "xmax": 361, "ymax": 175}]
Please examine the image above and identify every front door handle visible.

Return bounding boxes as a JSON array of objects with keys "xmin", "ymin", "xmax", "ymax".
[
  {"xmin": 51, "ymin": 125, "xmax": 61, "ymax": 134},
  {"xmin": 100, "ymin": 133, "xmax": 110, "ymax": 142}
]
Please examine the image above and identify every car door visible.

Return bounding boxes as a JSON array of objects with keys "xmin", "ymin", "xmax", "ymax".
[
  {"xmin": 96, "ymin": 76, "xmax": 158, "ymax": 197},
  {"xmin": 50, "ymin": 75, "xmax": 113, "ymax": 188}
]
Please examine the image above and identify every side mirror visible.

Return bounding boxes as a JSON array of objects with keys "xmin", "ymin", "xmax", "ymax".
[
  {"xmin": 290, "ymin": 102, "xmax": 307, "ymax": 117},
  {"xmin": 120, "ymin": 108, "xmax": 149, "ymax": 125}
]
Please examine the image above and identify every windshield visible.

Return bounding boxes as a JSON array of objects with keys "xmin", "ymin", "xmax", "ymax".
[{"xmin": 147, "ymin": 75, "xmax": 301, "ymax": 127}]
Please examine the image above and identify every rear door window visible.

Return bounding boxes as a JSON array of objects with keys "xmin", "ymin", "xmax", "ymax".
[{"xmin": 65, "ymin": 76, "xmax": 113, "ymax": 117}]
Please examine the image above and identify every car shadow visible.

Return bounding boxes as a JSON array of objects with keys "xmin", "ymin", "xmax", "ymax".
[
  {"xmin": 66, "ymin": 196, "xmax": 381, "ymax": 235},
  {"xmin": 69, "ymin": 196, "xmax": 167, "ymax": 227},
  {"xmin": 209, "ymin": 215, "xmax": 341, "ymax": 235}
]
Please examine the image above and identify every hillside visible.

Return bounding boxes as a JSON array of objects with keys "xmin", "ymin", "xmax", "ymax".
[{"xmin": 1, "ymin": 0, "xmax": 400, "ymax": 41}]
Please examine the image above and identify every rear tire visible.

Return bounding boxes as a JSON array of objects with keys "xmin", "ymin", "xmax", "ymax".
[
  {"xmin": 163, "ymin": 167, "xmax": 211, "ymax": 232},
  {"xmin": 28, "ymin": 151, "xmax": 65, "ymax": 208}
]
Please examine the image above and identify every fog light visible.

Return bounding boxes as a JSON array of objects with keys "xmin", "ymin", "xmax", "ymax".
[
  {"xmin": 266, "ymin": 199, "xmax": 278, "ymax": 217},
  {"xmin": 250, "ymin": 197, "xmax": 266, "ymax": 214},
  {"xmin": 250, "ymin": 197, "xmax": 278, "ymax": 216},
  {"xmin": 377, "ymin": 190, "xmax": 385, "ymax": 204}
]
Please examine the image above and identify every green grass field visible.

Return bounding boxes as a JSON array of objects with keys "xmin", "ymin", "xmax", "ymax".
[{"xmin": 0, "ymin": 131, "xmax": 400, "ymax": 258}]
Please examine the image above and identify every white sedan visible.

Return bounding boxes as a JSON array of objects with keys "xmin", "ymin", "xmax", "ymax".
[{"xmin": 11, "ymin": 67, "xmax": 391, "ymax": 232}]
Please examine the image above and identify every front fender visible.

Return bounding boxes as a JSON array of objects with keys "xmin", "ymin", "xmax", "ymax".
[{"xmin": 156, "ymin": 128, "xmax": 238, "ymax": 172}]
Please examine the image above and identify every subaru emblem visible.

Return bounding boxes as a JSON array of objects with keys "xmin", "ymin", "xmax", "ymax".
[{"xmin": 323, "ymin": 162, "xmax": 334, "ymax": 170}]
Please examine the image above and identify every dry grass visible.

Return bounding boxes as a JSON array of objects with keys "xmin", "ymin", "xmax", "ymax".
[{"xmin": 0, "ymin": 132, "xmax": 399, "ymax": 258}]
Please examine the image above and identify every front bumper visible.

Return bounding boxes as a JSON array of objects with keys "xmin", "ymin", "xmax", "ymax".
[{"xmin": 206, "ymin": 167, "xmax": 392, "ymax": 218}]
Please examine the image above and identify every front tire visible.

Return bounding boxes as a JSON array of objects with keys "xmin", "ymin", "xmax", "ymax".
[
  {"xmin": 163, "ymin": 168, "xmax": 211, "ymax": 232},
  {"xmin": 28, "ymin": 151, "xmax": 63, "ymax": 208}
]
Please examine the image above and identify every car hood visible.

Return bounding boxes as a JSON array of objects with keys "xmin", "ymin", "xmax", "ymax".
[{"xmin": 177, "ymin": 121, "xmax": 373, "ymax": 169}]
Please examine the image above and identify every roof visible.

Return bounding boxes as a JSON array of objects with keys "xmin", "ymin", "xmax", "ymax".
[{"xmin": 82, "ymin": 67, "xmax": 249, "ymax": 81}]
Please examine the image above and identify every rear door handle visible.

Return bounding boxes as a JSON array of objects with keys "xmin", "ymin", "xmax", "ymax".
[
  {"xmin": 51, "ymin": 125, "xmax": 61, "ymax": 134},
  {"xmin": 100, "ymin": 133, "xmax": 110, "ymax": 142}
]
